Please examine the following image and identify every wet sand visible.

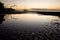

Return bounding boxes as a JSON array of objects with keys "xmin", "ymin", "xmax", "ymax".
[{"xmin": 0, "ymin": 13, "xmax": 60, "ymax": 40}]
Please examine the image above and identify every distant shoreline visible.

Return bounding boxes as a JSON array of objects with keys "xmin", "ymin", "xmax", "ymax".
[{"xmin": 0, "ymin": 11, "xmax": 60, "ymax": 16}]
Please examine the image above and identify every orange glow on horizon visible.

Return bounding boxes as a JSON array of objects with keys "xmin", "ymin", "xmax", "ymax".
[
  {"xmin": 4, "ymin": 4, "xmax": 60, "ymax": 10},
  {"xmin": 1, "ymin": 0, "xmax": 60, "ymax": 10}
]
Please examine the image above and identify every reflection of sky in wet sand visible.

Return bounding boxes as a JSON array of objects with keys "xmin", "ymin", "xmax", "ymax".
[{"xmin": 1, "ymin": 13, "xmax": 60, "ymax": 31}]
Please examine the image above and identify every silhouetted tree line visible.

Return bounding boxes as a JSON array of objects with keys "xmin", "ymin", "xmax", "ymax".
[
  {"xmin": 0, "ymin": 2, "xmax": 5, "ymax": 24},
  {"xmin": 0, "ymin": 2, "xmax": 15, "ymax": 13},
  {"xmin": 0, "ymin": 2, "xmax": 5, "ymax": 13}
]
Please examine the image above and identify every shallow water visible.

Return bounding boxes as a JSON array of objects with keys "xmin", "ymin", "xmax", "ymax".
[
  {"xmin": 0, "ymin": 13, "xmax": 60, "ymax": 31},
  {"xmin": 0, "ymin": 13, "xmax": 60, "ymax": 40}
]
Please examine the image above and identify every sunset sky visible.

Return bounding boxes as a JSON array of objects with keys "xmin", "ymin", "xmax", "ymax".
[{"xmin": 0, "ymin": 0, "xmax": 60, "ymax": 10}]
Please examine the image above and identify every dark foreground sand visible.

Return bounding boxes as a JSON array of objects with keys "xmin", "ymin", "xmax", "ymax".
[{"xmin": 0, "ymin": 22, "xmax": 60, "ymax": 40}]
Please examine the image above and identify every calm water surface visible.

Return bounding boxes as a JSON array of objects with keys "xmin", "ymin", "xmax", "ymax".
[
  {"xmin": 0, "ymin": 13, "xmax": 60, "ymax": 32},
  {"xmin": 0, "ymin": 13, "xmax": 60, "ymax": 40}
]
